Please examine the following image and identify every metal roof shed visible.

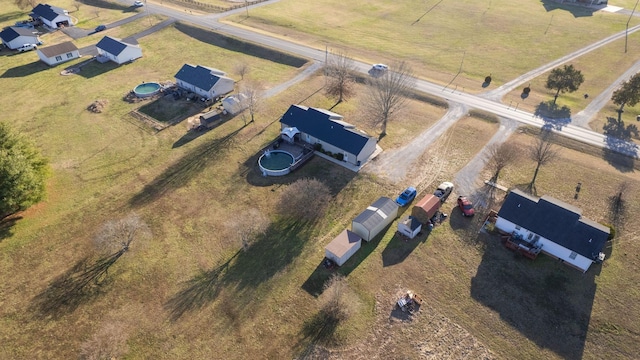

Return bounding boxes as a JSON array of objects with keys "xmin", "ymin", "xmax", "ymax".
[
  {"xmin": 352, "ymin": 197, "xmax": 399, "ymax": 241},
  {"xmin": 325, "ymin": 229, "xmax": 362, "ymax": 266},
  {"xmin": 411, "ymin": 194, "xmax": 441, "ymax": 224}
]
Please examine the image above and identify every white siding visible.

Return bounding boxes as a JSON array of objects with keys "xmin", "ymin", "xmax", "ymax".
[{"xmin": 115, "ymin": 46, "xmax": 142, "ymax": 65}]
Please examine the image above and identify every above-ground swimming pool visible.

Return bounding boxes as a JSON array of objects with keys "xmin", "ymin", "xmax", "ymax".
[
  {"xmin": 258, "ymin": 150, "xmax": 295, "ymax": 176},
  {"xmin": 133, "ymin": 82, "xmax": 161, "ymax": 97}
]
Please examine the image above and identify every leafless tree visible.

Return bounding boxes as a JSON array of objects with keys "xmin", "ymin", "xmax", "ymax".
[
  {"xmin": 234, "ymin": 63, "xmax": 250, "ymax": 81},
  {"xmin": 487, "ymin": 143, "xmax": 519, "ymax": 182},
  {"xmin": 320, "ymin": 274, "xmax": 351, "ymax": 323},
  {"xmin": 73, "ymin": 1, "xmax": 81, "ymax": 11},
  {"xmin": 13, "ymin": 0, "xmax": 36, "ymax": 10},
  {"xmin": 93, "ymin": 9, "xmax": 101, "ymax": 18},
  {"xmin": 93, "ymin": 213, "xmax": 151, "ymax": 256},
  {"xmin": 363, "ymin": 61, "xmax": 416, "ymax": 138},
  {"xmin": 527, "ymin": 132, "xmax": 559, "ymax": 193},
  {"xmin": 278, "ymin": 178, "xmax": 332, "ymax": 221},
  {"xmin": 228, "ymin": 208, "xmax": 270, "ymax": 251},
  {"xmin": 324, "ymin": 52, "xmax": 356, "ymax": 103},
  {"xmin": 79, "ymin": 321, "xmax": 130, "ymax": 360},
  {"xmin": 238, "ymin": 82, "xmax": 262, "ymax": 125}
]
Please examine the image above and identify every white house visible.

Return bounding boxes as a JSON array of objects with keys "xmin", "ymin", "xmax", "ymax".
[
  {"xmin": 397, "ymin": 216, "xmax": 422, "ymax": 239},
  {"xmin": 31, "ymin": 4, "xmax": 72, "ymax": 29},
  {"xmin": 352, "ymin": 197, "xmax": 399, "ymax": 242},
  {"xmin": 495, "ymin": 189, "xmax": 609, "ymax": 273},
  {"xmin": 0, "ymin": 27, "xmax": 40, "ymax": 50},
  {"xmin": 37, "ymin": 41, "xmax": 79, "ymax": 66},
  {"xmin": 174, "ymin": 64, "xmax": 235, "ymax": 100},
  {"xmin": 96, "ymin": 36, "xmax": 142, "ymax": 65},
  {"xmin": 325, "ymin": 229, "xmax": 362, "ymax": 266},
  {"xmin": 279, "ymin": 105, "xmax": 378, "ymax": 169}
]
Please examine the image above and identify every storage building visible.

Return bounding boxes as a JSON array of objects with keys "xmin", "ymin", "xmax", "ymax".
[
  {"xmin": 325, "ymin": 229, "xmax": 362, "ymax": 266},
  {"xmin": 352, "ymin": 197, "xmax": 399, "ymax": 241},
  {"xmin": 411, "ymin": 194, "xmax": 441, "ymax": 224}
]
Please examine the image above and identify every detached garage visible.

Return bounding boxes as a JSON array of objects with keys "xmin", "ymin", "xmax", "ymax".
[
  {"xmin": 352, "ymin": 197, "xmax": 399, "ymax": 241},
  {"xmin": 411, "ymin": 194, "xmax": 441, "ymax": 224},
  {"xmin": 325, "ymin": 229, "xmax": 362, "ymax": 266}
]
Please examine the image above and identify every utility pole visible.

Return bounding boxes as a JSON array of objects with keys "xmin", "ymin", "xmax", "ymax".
[
  {"xmin": 245, "ymin": 0, "xmax": 249, "ymax": 17},
  {"xmin": 625, "ymin": 0, "xmax": 639, "ymax": 53}
]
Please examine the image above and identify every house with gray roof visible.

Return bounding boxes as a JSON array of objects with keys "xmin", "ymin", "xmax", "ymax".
[
  {"xmin": 495, "ymin": 189, "xmax": 609, "ymax": 272},
  {"xmin": 37, "ymin": 41, "xmax": 79, "ymax": 66},
  {"xmin": 174, "ymin": 64, "xmax": 235, "ymax": 100},
  {"xmin": 279, "ymin": 105, "xmax": 378, "ymax": 169},
  {"xmin": 96, "ymin": 36, "xmax": 142, "ymax": 64},
  {"xmin": 30, "ymin": 4, "xmax": 71, "ymax": 29},
  {"xmin": 0, "ymin": 26, "xmax": 40, "ymax": 50}
]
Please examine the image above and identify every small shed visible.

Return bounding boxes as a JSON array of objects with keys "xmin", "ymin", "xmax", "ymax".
[
  {"xmin": 222, "ymin": 93, "xmax": 247, "ymax": 115},
  {"xmin": 325, "ymin": 229, "xmax": 362, "ymax": 266},
  {"xmin": 352, "ymin": 197, "xmax": 399, "ymax": 241},
  {"xmin": 411, "ymin": 194, "xmax": 441, "ymax": 224},
  {"xmin": 397, "ymin": 216, "xmax": 422, "ymax": 239}
]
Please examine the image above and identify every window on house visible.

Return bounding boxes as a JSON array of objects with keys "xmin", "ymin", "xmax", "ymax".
[
  {"xmin": 533, "ymin": 235, "xmax": 540, "ymax": 242},
  {"xmin": 515, "ymin": 225, "xmax": 521, "ymax": 230},
  {"xmin": 66, "ymin": 53, "xmax": 73, "ymax": 58},
  {"xmin": 569, "ymin": 251, "xmax": 577, "ymax": 260},
  {"xmin": 55, "ymin": 55, "xmax": 62, "ymax": 61},
  {"xmin": 527, "ymin": 233, "xmax": 533, "ymax": 240}
]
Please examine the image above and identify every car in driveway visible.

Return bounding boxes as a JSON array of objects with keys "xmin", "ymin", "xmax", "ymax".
[
  {"xmin": 434, "ymin": 181, "xmax": 454, "ymax": 202},
  {"xmin": 395, "ymin": 186, "xmax": 417, "ymax": 206},
  {"xmin": 133, "ymin": 0, "xmax": 144, "ymax": 6},
  {"xmin": 95, "ymin": 25, "xmax": 106, "ymax": 32},
  {"xmin": 16, "ymin": 43, "xmax": 37, "ymax": 52},
  {"xmin": 457, "ymin": 196, "xmax": 475, "ymax": 217}
]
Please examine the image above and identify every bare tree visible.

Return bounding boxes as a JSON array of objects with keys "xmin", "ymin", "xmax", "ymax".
[
  {"xmin": 324, "ymin": 52, "xmax": 356, "ymax": 103},
  {"xmin": 238, "ymin": 82, "xmax": 262, "ymax": 125},
  {"xmin": 93, "ymin": 9, "xmax": 101, "ymax": 18},
  {"xmin": 93, "ymin": 213, "xmax": 151, "ymax": 256},
  {"xmin": 320, "ymin": 274, "xmax": 351, "ymax": 323},
  {"xmin": 73, "ymin": 1, "xmax": 81, "ymax": 11},
  {"xmin": 234, "ymin": 63, "xmax": 250, "ymax": 81},
  {"xmin": 363, "ymin": 61, "xmax": 416, "ymax": 138},
  {"xmin": 278, "ymin": 178, "xmax": 332, "ymax": 221},
  {"xmin": 487, "ymin": 143, "xmax": 519, "ymax": 182},
  {"xmin": 527, "ymin": 132, "xmax": 559, "ymax": 193},
  {"xmin": 228, "ymin": 208, "xmax": 270, "ymax": 251},
  {"xmin": 609, "ymin": 181, "xmax": 629, "ymax": 230}
]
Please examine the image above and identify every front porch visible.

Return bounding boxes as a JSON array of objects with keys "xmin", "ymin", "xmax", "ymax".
[{"xmin": 500, "ymin": 232, "xmax": 542, "ymax": 260}]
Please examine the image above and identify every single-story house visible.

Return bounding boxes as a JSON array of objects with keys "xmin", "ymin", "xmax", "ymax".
[
  {"xmin": 0, "ymin": 26, "xmax": 40, "ymax": 50},
  {"xmin": 397, "ymin": 216, "xmax": 422, "ymax": 239},
  {"xmin": 174, "ymin": 64, "xmax": 235, "ymax": 100},
  {"xmin": 325, "ymin": 229, "xmax": 362, "ymax": 266},
  {"xmin": 31, "ymin": 4, "xmax": 72, "ymax": 29},
  {"xmin": 222, "ymin": 93, "xmax": 248, "ymax": 115},
  {"xmin": 411, "ymin": 194, "xmax": 441, "ymax": 225},
  {"xmin": 279, "ymin": 105, "xmax": 378, "ymax": 169},
  {"xmin": 495, "ymin": 189, "xmax": 609, "ymax": 273},
  {"xmin": 96, "ymin": 36, "xmax": 142, "ymax": 65},
  {"xmin": 36, "ymin": 41, "xmax": 79, "ymax": 66},
  {"xmin": 352, "ymin": 197, "xmax": 399, "ymax": 242}
]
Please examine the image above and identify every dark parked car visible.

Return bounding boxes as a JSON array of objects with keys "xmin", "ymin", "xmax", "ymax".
[
  {"xmin": 395, "ymin": 186, "xmax": 417, "ymax": 207},
  {"xmin": 457, "ymin": 196, "xmax": 475, "ymax": 217},
  {"xmin": 95, "ymin": 25, "xmax": 106, "ymax": 32}
]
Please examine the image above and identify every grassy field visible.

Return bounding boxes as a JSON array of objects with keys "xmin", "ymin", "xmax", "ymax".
[{"xmin": 2, "ymin": 0, "xmax": 640, "ymax": 359}]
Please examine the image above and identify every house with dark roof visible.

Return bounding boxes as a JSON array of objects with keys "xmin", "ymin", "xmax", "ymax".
[
  {"xmin": 37, "ymin": 41, "xmax": 79, "ymax": 66},
  {"xmin": 352, "ymin": 197, "xmax": 399, "ymax": 241},
  {"xmin": 495, "ymin": 189, "xmax": 609, "ymax": 272},
  {"xmin": 279, "ymin": 105, "xmax": 378, "ymax": 169},
  {"xmin": 174, "ymin": 64, "xmax": 235, "ymax": 100},
  {"xmin": 0, "ymin": 26, "xmax": 40, "ymax": 50},
  {"xmin": 96, "ymin": 36, "xmax": 142, "ymax": 64},
  {"xmin": 30, "ymin": 4, "xmax": 71, "ymax": 29}
]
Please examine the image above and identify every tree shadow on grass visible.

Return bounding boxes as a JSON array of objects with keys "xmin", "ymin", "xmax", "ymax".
[
  {"xmin": 471, "ymin": 233, "xmax": 598, "ymax": 360},
  {"xmin": 602, "ymin": 117, "xmax": 639, "ymax": 172},
  {"xmin": 83, "ymin": 0, "xmax": 133, "ymax": 11},
  {"xmin": 295, "ymin": 310, "xmax": 341, "ymax": 359},
  {"xmin": 30, "ymin": 252, "xmax": 124, "ymax": 319},
  {"xmin": 77, "ymin": 60, "xmax": 121, "ymax": 79},
  {"xmin": 130, "ymin": 125, "xmax": 245, "ymax": 207},
  {"xmin": 535, "ymin": 101, "xmax": 571, "ymax": 130},
  {"xmin": 165, "ymin": 219, "xmax": 311, "ymax": 321},
  {"xmin": 381, "ymin": 231, "xmax": 430, "ymax": 267},
  {"xmin": 0, "ymin": 215, "xmax": 21, "ymax": 241}
]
